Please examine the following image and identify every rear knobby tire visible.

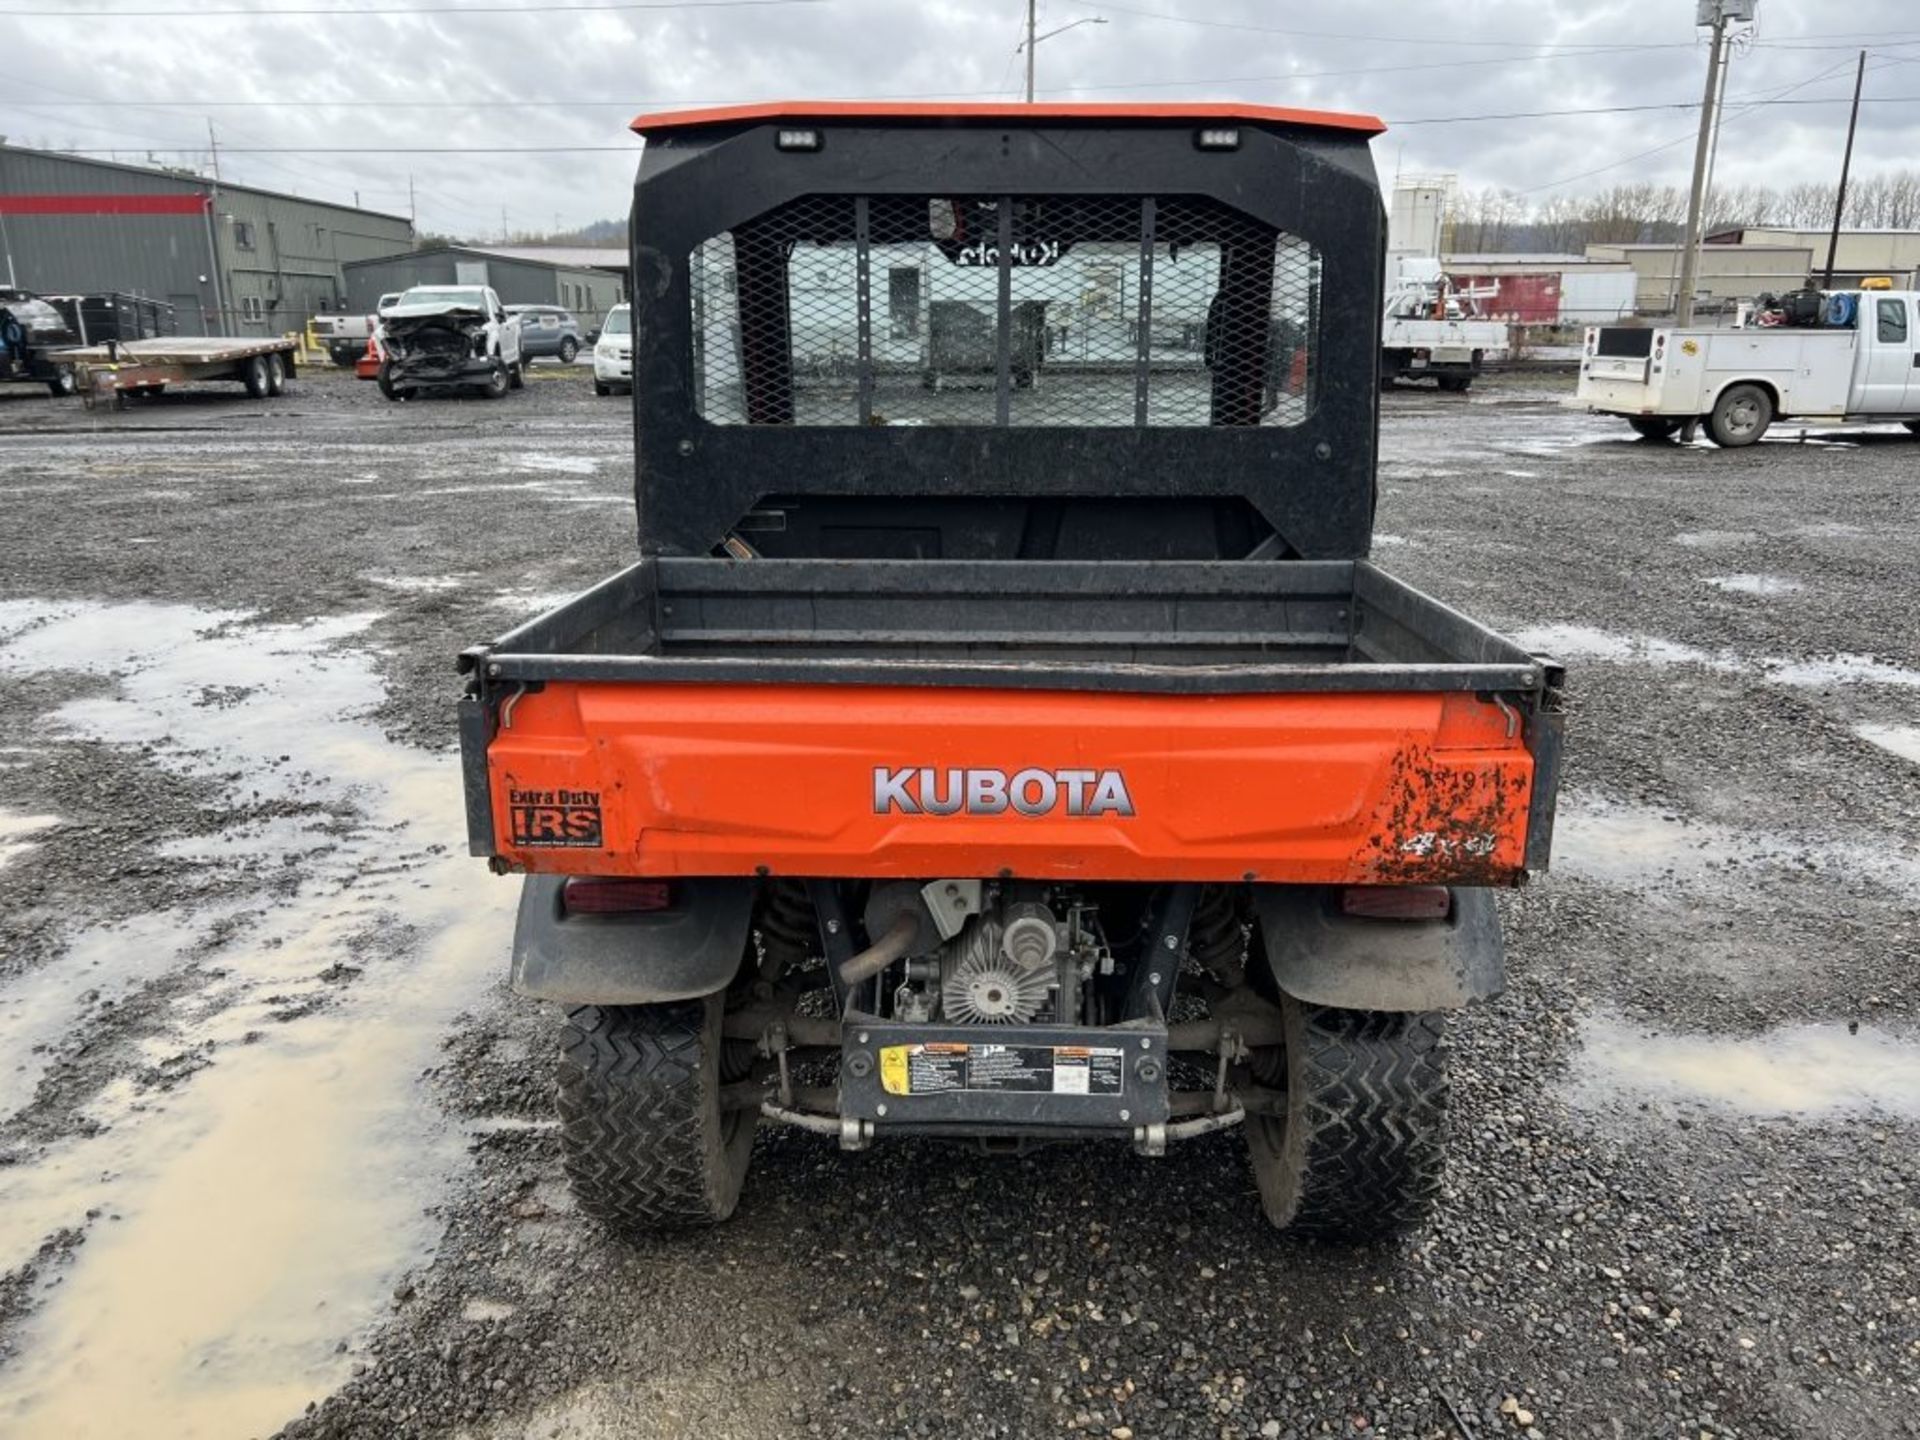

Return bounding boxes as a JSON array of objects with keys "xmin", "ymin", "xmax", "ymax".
[
  {"xmin": 1245, "ymin": 1000, "xmax": 1448, "ymax": 1241},
  {"xmin": 557, "ymin": 995, "xmax": 756, "ymax": 1232}
]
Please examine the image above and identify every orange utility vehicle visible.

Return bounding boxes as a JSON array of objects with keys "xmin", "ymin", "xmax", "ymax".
[{"xmin": 459, "ymin": 103, "xmax": 1565, "ymax": 1240}]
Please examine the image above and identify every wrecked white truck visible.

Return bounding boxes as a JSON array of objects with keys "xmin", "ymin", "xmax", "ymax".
[{"xmin": 376, "ymin": 285, "xmax": 524, "ymax": 401}]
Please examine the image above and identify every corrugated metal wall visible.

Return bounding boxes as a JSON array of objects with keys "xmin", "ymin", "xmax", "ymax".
[
  {"xmin": 0, "ymin": 146, "xmax": 214, "ymax": 327},
  {"xmin": 216, "ymin": 187, "xmax": 412, "ymax": 336},
  {"xmin": 1, "ymin": 145, "xmax": 412, "ymax": 335},
  {"xmin": 343, "ymin": 249, "xmax": 626, "ymax": 328}
]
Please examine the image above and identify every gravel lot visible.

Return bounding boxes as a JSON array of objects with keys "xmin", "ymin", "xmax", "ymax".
[{"xmin": 0, "ymin": 362, "xmax": 1915, "ymax": 1440}]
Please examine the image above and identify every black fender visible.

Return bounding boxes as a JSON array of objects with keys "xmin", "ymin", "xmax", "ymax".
[
  {"xmin": 510, "ymin": 875, "xmax": 754, "ymax": 1005},
  {"xmin": 1252, "ymin": 885, "xmax": 1504, "ymax": 1013}
]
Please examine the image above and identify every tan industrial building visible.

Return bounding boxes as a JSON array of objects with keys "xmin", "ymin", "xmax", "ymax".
[
  {"xmin": 1704, "ymin": 226, "xmax": 1920, "ymax": 288},
  {"xmin": 1585, "ymin": 229, "xmax": 1920, "ymax": 317},
  {"xmin": 1583, "ymin": 241, "xmax": 1813, "ymax": 316}
]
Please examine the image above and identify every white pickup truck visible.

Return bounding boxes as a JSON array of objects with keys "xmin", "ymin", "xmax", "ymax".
[
  {"xmin": 312, "ymin": 292, "xmax": 401, "ymax": 367},
  {"xmin": 1577, "ymin": 288, "xmax": 1920, "ymax": 446}
]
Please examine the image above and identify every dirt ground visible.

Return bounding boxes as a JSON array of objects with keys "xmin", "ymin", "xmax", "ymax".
[{"xmin": 0, "ymin": 362, "xmax": 1915, "ymax": 1440}]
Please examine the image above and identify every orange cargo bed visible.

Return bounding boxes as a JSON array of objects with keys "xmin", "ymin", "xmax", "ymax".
[
  {"xmin": 484, "ymin": 682, "xmax": 1542, "ymax": 884},
  {"xmin": 459, "ymin": 558, "xmax": 1564, "ymax": 885}
]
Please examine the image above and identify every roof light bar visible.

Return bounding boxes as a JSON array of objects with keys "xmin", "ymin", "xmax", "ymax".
[
  {"xmin": 1195, "ymin": 127, "xmax": 1241, "ymax": 151},
  {"xmin": 776, "ymin": 128, "xmax": 822, "ymax": 152}
]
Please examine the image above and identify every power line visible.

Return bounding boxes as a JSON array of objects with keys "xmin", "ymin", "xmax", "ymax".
[
  {"xmin": 0, "ymin": 42, "xmax": 1719, "ymax": 110},
  {"xmin": 1056, "ymin": 0, "xmax": 1920, "ymax": 55},
  {"xmin": 1512, "ymin": 53, "xmax": 1873, "ymax": 197},
  {"xmin": 32, "ymin": 92, "xmax": 1920, "ymax": 157},
  {"xmin": 1055, "ymin": 0, "xmax": 1688, "ymax": 50},
  {"xmin": 0, "ymin": 0, "xmax": 822, "ymax": 15}
]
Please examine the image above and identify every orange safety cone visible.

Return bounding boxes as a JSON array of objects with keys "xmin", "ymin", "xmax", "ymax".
[{"xmin": 354, "ymin": 330, "xmax": 382, "ymax": 381}]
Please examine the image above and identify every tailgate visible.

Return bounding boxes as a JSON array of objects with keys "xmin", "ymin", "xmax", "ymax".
[{"xmin": 473, "ymin": 682, "xmax": 1548, "ymax": 885}]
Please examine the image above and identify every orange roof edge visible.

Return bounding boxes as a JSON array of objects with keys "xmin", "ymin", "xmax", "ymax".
[{"xmin": 631, "ymin": 100, "xmax": 1386, "ymax": 139}]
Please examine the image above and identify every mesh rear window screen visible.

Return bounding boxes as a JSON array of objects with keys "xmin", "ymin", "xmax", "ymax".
[{"xmin": 691, "ymin": 194, "xmax": 1319, "ymax": 427}]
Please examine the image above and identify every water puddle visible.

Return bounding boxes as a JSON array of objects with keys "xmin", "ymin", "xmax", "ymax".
[
  {"xmin": 0, "ymin": 911, "xmax": 216, "ymax": 1122},
  {"xmin": 366, "ymin": 573, "xmax": 466, "ymax": 594},
  {"xmin": 1857, "ymin": 723, "xmax": 1920, "ymax": 766},
  {"xmin": 1508, "ymin": 624, "xmax": 1729, "ymax": 669},
  {"xmin": 1706, "ymin": 574, "xmax": 1802, "ymax": 597},
  {"xmin": 1552, "ymin": 795, "xmax": 1920, "ymax": 896},
  {"xmin": 515, "ymin": 453, "xmax": 600, "ymax": 475},
  {"xmin": 1511, "ymin": 622, "xmax": 1920, "ymax": 690},
  {"xmin": 489, "ymin": 589, "xmax": 578, "ymax": 617},
  {"xmin": 1762, "ymin": 653, "xmax": 1920, "ymax": 689},
  {"xmin": 0, "ymin": 809, "xmax": 59, "ymax": 870},
  {"xmin": 0, "ymin": 599, "xmax": 514, "ymax": 1439},
  {"xmin": 1570, "ymin": 1014, "xmax": 1920, "ymax": 1120}
]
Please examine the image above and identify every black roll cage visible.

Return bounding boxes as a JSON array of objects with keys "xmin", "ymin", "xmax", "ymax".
[{"xmin": 628, "ymin": 113, "xmax": 1387, "ymax": 560}]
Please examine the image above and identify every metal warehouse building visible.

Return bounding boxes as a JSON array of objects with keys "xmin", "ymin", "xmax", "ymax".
[
  {"xmin": 343, "ymin": 245, "xmax": 628, "ymax": 329},
  {"xmin": 0, "ymin": 143, "xmax": 414, "ymax": 336}
]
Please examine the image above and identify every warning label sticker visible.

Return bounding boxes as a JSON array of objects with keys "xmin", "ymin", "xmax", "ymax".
[{"xmin": 878, "ymin": 1043, "xmax": 1124, "ymax": 1097}]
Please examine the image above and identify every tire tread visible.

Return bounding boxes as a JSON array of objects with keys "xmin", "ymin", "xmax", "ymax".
[
  {"xmin": 1249, "ymin": 1005, "xmax": 1448, "ymax": 1242},
  {"xmin": 556, "ymin": 999, "xmax": 751, "ymax": 1232}
]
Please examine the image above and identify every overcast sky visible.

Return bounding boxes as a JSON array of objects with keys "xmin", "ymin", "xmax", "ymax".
[{"xmin": 3, "ymin": 0, "xmax": 1918, "ymax": 238}]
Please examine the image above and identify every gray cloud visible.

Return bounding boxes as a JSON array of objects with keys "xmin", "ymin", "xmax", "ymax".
[{"xmin": 4, "ymin": 0, "xmax": 1917, "ymax": 237}]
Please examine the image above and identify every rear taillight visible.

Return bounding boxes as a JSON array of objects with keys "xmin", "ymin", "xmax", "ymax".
[
  {"xmin": 562, "ymin": 877, "xmax": 674, "ymax": 914},
  {"xmin": 1340, "ymin": 886, "xmax": 1451, "ymax": 921}
]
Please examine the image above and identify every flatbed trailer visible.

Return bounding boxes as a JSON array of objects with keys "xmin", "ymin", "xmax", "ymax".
[
  {"xmin": 459, "ymin": 103, "xmax": 1568, "ymax": 1244},
  {"xmin": 60, "ymin": 335, "xmax": 299, "ymax": 408}
]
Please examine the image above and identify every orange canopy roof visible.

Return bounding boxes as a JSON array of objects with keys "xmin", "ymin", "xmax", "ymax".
[{"xmin": 631, "ymin": 100, "xmax": 1385, "ymax": 139}]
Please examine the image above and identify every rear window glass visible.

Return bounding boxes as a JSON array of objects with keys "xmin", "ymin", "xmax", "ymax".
[{"xmin": 691, "ymin": 193, "xmax": 1319, "ymax": 428}]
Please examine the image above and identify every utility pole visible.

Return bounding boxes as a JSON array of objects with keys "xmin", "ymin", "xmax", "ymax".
[
  {"xmin": 1674, "ymin": 6, "xmax": 1731, "ymax": 325},
  {"xmin": 1025, "ymin": 0, "xmax": 1037, "ymax": 104},
  {"xmin": 204, "ymin": 117, "xmax": 227, "ymax": 336},
  {"xmin": 1822, "ymin": 50, "xmax": 1866, "ymax": 287},
  {"xmin": 1019, "ymin": 5, "xmax": 1104, "ymax": 103},
  {"xmin": 408, "ymin": 173, "xmax": 417, "ymax": 234}
]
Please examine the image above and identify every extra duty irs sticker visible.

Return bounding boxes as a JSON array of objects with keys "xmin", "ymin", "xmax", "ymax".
[
  {"xmin": 879, "ymin": 1043, "xmax": 1124, "ymax": 1097},
  {"xmin": 508, "ymin": 787, "xmax": 603, "ymax": 847}
]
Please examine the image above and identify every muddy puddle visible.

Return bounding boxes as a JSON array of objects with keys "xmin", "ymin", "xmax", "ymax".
[
  {"xmin": 1513, "ymin": 621, "xmax": 1920, "ymax": 690},
  {"xmin": 1569, "ymin": 1013, "xmax": 1920, "ymax": 1120},
  {"xmin": 0, "ymin": 810, "xmax": 59, "ymax": 871},
  {"xmin": 1705, "ymin": 573, "xmax": 1802, "ymax": 596},
  {"xmin": 1551, "ymin": 795, "xmax": 1920, "ymax": 898},
  {"xmin": 0, "ymin": 599, "xmax": 515, "ymax": 1438},
  {"xmin": 1857, "ymin": 723, "xmax": 1920, "ymax": 766}
]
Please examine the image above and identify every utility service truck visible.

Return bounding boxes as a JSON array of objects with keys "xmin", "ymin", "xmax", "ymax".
[
  {"xmin": 1578, "ymin": 284, "xmax": 1920, "ymax": 446},
  {"xmin": 1380, "ymin": 259, "xmax": 1507, "ymax": 392},
  {"xmin": 458, "ymin": 102, "xmax": 1567, "ymax": 1241}
]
